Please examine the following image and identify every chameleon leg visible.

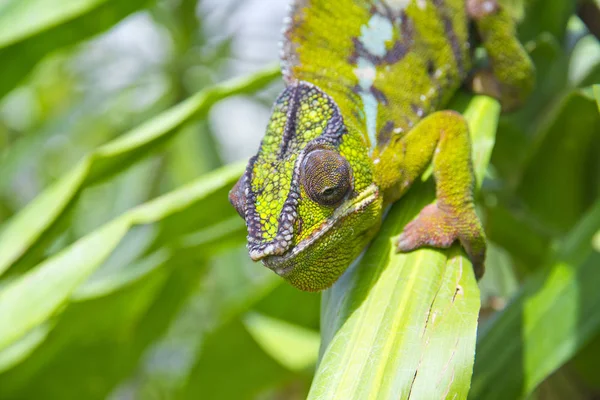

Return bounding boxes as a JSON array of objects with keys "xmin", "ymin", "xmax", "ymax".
[
  {"xmin": 467, "ymin": 0, "xmax": 535, "ymax": 111},
  {"xmin": 377, "ymin": 110, "xmax": 486, "ymax": 278}
]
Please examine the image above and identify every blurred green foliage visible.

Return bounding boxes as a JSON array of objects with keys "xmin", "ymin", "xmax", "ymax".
[{"xmin": 0, "ymin": 0, "xmax": 598, "ymax": 399}]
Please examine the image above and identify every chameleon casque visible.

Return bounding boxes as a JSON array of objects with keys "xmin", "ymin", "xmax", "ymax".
[{"xmin": 229, "ymin": 0, "xmax": 534, "ymax": 291}]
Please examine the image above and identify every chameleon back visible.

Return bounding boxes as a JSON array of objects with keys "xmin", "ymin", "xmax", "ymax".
[{"xmin": 282, "ymin": 0, "xmax": 471, "ymax": 152}]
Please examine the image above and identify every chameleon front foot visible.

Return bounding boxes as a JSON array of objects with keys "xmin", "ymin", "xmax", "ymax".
[{"xmin": 395, "ymin": 202, "xmax": 486, "ymax": 279}]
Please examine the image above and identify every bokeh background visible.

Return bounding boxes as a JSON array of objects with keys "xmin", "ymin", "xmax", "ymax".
[{"xmin": 0, "ymin": 0, "xmax": 599, "ymax": 399}]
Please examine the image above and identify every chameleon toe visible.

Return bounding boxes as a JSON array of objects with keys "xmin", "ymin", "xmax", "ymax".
[
  {"xmin": 395, "ymin": 203, "xmax": 457, "ymax": 253},
  {"xmin": 395, "ymin": 202, "xmax": 486, "ymax": 280}
]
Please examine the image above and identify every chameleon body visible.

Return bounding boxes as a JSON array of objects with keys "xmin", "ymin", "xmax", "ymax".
[{"xmin": 229, "ymin": 0, "xmax": 534, "ymax": 291}]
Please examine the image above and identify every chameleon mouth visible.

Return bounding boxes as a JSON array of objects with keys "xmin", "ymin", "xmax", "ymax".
[{"xmin": 261, "ymin": 183, "xmax": 379, "ymax": 276}]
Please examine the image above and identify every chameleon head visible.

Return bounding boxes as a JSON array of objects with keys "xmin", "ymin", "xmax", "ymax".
[{"xmin": 229, "ymin": 81, "xmax": 383, "ymax": 291}]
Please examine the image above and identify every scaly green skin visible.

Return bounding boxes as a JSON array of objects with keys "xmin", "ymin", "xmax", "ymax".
[{"xmin": 229, "ymin": 0, "xmax": 534, "ymax": 291}]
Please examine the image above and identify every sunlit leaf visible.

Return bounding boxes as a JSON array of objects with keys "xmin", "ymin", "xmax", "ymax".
[
  {"xmin": 0, "ymin": 65, "xmax": 279, "ymax": 278},
  {"xmin": 0, "ymin": 322, "xmax": 52, "ymax": 374},
  {"xmin": 0, "ymin": 162, "xmax": 244, "ymax": 353},
  {"xmin": 311, "ymin": 96, "xmax": 499, "ymax": 399},
  {"xmin": 0, "ymin": 0, "xmax": 151, "ymax": 100},
  {"xmin": 244, "ymin": 312, "xmax": 320, "ymax": 372}
]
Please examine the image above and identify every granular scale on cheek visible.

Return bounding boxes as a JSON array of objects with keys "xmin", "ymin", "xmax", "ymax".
[{"xmin": 250, "ymin": 84, "xmax": 338, "ymax": 242}]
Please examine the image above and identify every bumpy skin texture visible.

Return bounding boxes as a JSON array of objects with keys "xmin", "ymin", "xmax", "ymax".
[{"xmin": 229, "ymin": 0, "xmax": 534, "ymax": 291}]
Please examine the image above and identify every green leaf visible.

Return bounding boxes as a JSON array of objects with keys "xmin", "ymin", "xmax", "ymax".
[
  {"xmin": 311, "ymin": 96, "xmax": 499, "ymax": 399},
  {"xmin": 0, "ymin": 65, "xmax": 280, "ymax": 278},
  {"xmin": 244, "ymin": 312, "xmax": 320, "ymax": 372},
  {"xmin": 0, "ymin": 254, "xmax": 172, "ymax": 399},
  {"xmin": 0, "ymin": 322, "xmax": 53, "ymax": 374},
  {"xmin": 470, "ymin": 201, "xmax": 600, "ymax": 399},
  {"xmin": 0, "ymin": 245, "xmax": 280, "ymax": 399},
  {"xmin": 0, "ymin": 162, "xmax": 244, "ymax": 353},
  {"xmin": 0, "ymin": 0, "xmax": 151, "ymax": 100}
]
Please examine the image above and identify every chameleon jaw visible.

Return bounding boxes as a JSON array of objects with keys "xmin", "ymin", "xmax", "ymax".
[{"xmin": 261, "ymin": 183, "xmax": 380, "ymax": 277}]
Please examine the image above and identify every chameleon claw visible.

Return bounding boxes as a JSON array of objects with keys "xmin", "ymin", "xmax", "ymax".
[
  {"xmin": 395, "ymin": 203, "xmax": 456, "ymax": 251},
  {"xmin": 395, "ymin": 202, "xmax": 486, "ymax": 279}
]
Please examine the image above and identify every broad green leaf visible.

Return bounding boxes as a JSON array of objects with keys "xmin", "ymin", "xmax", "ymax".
[
  {"xmin": 0, "ymin": 217, "xmax": 129, "ymax": 352},
  {"xmin": 0, "ymin": 65, "xmax": 280, "ymax": 277},
  {"xmin": 470, "ymin": 201, "xmax": 600, "ymax": 399},
  {"xmin": 72, "ymin": 246, "xmax": 170, "ymax": 300},
  {"xmin": 244, "ymin": 312, "xmax": 320, "ymax": 372},
  {"xmin": 311, "ymin": 96, "xmax": 499, "ymax": 400},
  {"xmin": 0, "ymin": 162, "xmax": 244, "ymax": 353},
  {"xmin": 0, "ymin": 0, "xmax": 151, "ymax": 100}
]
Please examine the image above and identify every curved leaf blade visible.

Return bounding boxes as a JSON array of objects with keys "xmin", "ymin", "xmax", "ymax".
[
  {"xmin": 0, "ymin": 162, "xmax": 245, "ymax": 352},
  {"xmin": 244, "ymin": 312, "xmax": 320, "ymax": 372},
  {"xmin": 0, "ymin": 0, "xmax": 150, "ymax": 100},
  {"xmin": 311, "ymin": 96, "xmax": 500, "ymax": 399},
  {"xmin": 0, "ymin": 66, "xmax": 279, "ymax": 277}
]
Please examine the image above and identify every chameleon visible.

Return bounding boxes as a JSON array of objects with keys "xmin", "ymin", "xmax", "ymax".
[{"xmin": 229, "ymin": 0, "xmax": 534, "ymax": 291}]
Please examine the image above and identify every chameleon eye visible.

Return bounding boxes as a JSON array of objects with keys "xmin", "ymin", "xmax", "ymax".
[{"xmin": 300, "ymin": 149, "xmax": 352, "ymax": 206}]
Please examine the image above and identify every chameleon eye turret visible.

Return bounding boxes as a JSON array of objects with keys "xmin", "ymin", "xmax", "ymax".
[
  {"xmin": 229, "ymin": 80, "xmax": 382, "ymax": 291},
  {"xmin": 232, "ymin": 0, "xmax": 534, "ymax": 290},
  {"xmin": 300, "ymin": 149, "xmax": 353, "ymax": 207}
]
